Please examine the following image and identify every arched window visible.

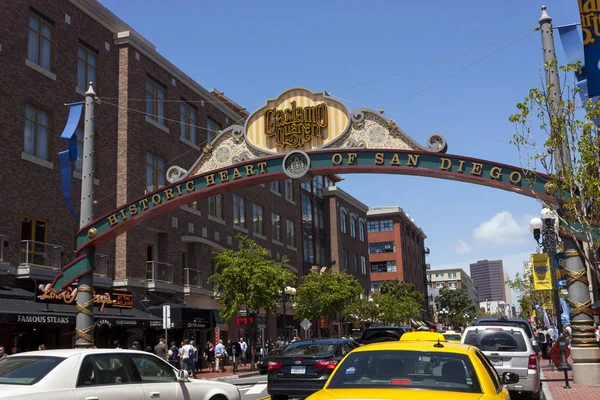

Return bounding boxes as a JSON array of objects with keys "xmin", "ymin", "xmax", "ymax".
[
  {"xmin": 359, "ymin": 220, "xmax": 365, "ymax": 241},
  {"xmin": 350, "ymin": 215, "xmax": 357, "ymax": 237},
  {"xmin": 340, "ymin": 210, "xmax": 347, "ymax": 233}
]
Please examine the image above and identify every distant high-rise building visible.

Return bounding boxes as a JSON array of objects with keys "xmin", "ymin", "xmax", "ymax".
[{"xmin": 469, "ymin": 260, "xmax": 506, "ymax": 302}]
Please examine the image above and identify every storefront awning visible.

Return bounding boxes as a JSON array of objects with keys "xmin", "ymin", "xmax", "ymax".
[{"xmin": 147, "ymin": 304, "xmax": 214, "ymax": 329}]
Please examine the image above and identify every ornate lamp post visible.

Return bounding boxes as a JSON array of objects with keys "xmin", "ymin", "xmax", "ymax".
[
  {"xmin": 281, "ymin": 286, "xmax": 296, "ymax": 343},
  {"xmin": 530, "ymin": 208, "xmax": 571, "ymax": 388}
]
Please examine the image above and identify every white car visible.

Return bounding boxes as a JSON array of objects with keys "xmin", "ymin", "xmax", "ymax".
[{"xmin": 0, "ymin": 348, "xmax": 241, "ymax": 400}]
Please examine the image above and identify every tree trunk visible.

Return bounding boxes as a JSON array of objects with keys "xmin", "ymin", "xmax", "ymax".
[{"xmin": 250, "ymin": 310, "xmax": 257, "ymax": 371}]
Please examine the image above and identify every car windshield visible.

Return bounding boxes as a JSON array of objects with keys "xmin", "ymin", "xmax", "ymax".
[
  {"xmin": 476, "ymin": 321, "xmax": 532, "ymax": 339},
  {"xmin": 464, "ymin": 330, "xmax": 528, "ymax": 352},
  {"xmin": 362, "ymin": 330, "xmax": 402, "ymax": 341},
  {"xmin": 282, "ymin": 342, "xmax": 337, "ymax": 357},
  {"xmin": 444, "ymin": 334, "xmax": 461, "ymax": 341},
  {"xmin": 0, "ymin": 356, "xmax": 65, "ymax": 385},
  {"xmin": 327, "ymin": 350, "xmax": 481, "ymax": 393}
]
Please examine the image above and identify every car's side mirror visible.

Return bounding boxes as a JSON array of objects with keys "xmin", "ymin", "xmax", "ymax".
[
  {"xmin": 501, "ymin": 372, "xmax": 519, "ymax": 384},
  {"xmin": 178, "ymin": 369, "xmax": 189, "ymax": 382}
]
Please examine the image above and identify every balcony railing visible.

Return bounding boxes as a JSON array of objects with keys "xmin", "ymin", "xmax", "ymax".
[
  {"xmin": 147, "ymin": 261, "xmax": 173, "ymax": 284},
  {"xmin": 95, "ymin": 253, "xmax": 109, "ymax": 277},
  {"xmin": 20, "ymin": 240, "xmax": 63, "ymax": 269},
  {"xmin": 184, "ymin": 268, "xmax": 203, "ymax": 288}
]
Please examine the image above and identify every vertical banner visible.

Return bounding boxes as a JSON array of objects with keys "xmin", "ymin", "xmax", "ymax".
[
  {"xmin": 554, "ymin": 252, "xmax": 567, "ymax": 289},
  {"xmin": 531, "ymin": 253, "xmax": 553, "ymax": 290},
  {"xmin": 579, "ymin": 2, "xmax": 600, "ymax": 97}
]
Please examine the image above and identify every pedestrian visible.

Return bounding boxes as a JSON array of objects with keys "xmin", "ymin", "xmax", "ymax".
[
  {"xmin": 145, "ymin": 346, "xmax": 153, "ymax": 353},
  {"xmin": 206, "ymin": 342, "xmax": 215, "ymax": 372},
  {"xmin": 38, "ymin": 344, "xmax": 47, "ymax": 351},
  {"xmin": 154, "ymin": 337, "xmax": 167, "ymax": 360},
  {"xmin": 214, "ymin": 339, "xmax": 227, "ymax": 372},
  {"xmin": 168, "ymin": 341, "xmax": 179, "ymax": 368},
  {"xmin": 114, "ymin": 340, "xmax": 121, "ymax": 349},
  {"xmin": 0, "ymin": 346, "xmax": 7, "ymax": 360},
  {"xmin": 130, "ymin": 341, "xmax": 140, "ymax": 350},
  {"xmin": 229, "ymin": 339, "xmax": 242, "ymax": 373},
  {"xmin": 239, "ymin": 337, "xmax": 248, "ymax": 366},
  {"xmin": 188, "ymin": 340, "xmax": 198, "ymax": 378}
]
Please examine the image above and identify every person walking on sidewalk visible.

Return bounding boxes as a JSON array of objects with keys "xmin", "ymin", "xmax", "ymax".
[
  {"xmin": 179, "ymin": 339, "xmax": 195, "ymax": 377},
  {"xmin": 168, "ymin": 341, "xmax": 179, "ymax": 368},
  {"xmin": 205, "ymin": 342, "xmax": 215, "ymax": 372},
  {"xmin": 229, "ymin": 339, "xmax": 242, "ymax": 373},
  {"xmin": 214, "ymin": 339, "xmax": 227, "ymax": 372},
  {"xmin": 154, "ymin": 337, "xmax": 167, "ymax": 360},
  {"xmin": 239, "ymin": 337, "xmax": 248, "ymax": 366}
]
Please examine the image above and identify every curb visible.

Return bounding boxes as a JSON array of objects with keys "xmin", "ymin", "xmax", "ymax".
[
  {"xmin": 208, "ymin": 371, "xmax": 261, "ymax": 381},
  {"xmin": 540, "ymin": 370, "xmax": 554, "ymax": 400}
]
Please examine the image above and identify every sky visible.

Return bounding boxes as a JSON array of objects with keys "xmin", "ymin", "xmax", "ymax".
[{"xmin": 98, "ymin": 0, "xmax": 583, "ymax": 306}]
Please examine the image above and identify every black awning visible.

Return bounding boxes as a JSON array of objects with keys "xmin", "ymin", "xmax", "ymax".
[
  {"xmin": 147, "ymin": 303, "xmax": 213, "ymax": 329},
  {"xmin": 0, "ymin": 297, "xmax": 161, "ymax": 328}
]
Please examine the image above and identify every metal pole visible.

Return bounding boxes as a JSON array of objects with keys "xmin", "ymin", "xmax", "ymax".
[
  {"xmin": 542, "ymin": 219, "xmax": 570, "ymax": 388},
  {"xmin": 74, "ymin": 83, "xmax": 96, "ymax": 348},
  {"xmin": 538, "ymin": 7, "xmax": 599, "ymax": 384},
  {"xmin": 282, "ymin": 294, "xmax": 287, "ymax": 343}
]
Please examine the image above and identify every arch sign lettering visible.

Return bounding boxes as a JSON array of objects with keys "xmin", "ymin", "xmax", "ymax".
[{"xmin": 52, "ymin": 88, "xmax": 554, "ymax": 292}]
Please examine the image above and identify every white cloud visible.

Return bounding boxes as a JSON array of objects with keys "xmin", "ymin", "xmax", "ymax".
[
  {"xmin": 455, "ymin": 240, "xmax": 472, "ymax": 254},
  {"xmin": 473, "ymin": 211, "xmax": 529, "ymax": 245}
]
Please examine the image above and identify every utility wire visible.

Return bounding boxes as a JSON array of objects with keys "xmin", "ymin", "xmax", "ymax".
[
  {"xmin": 330, "ymin": 27, "xmax": 534, "ymax": 94},
  {"xmin": 384, "ymin": 30, "xmax": 536, "ymax": 110}
]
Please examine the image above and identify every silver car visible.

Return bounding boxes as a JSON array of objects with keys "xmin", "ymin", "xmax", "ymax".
[{"xmin": 462, "ymin": 325, "xmax": 541, "ymax": 400}]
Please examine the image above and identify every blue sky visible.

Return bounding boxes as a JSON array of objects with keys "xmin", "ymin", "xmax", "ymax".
[{"xmin": 98, "ymin": 0, "xmax": 582, "ymax": 305}]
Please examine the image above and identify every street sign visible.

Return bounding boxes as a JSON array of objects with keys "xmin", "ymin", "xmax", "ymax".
[
  {"xmin": 300, "ymin": 318, "xmax": 312, "ymax": 331},
  {"xmin": 162, "ymin": 305, "xmax": 171, "ymax": 330}
]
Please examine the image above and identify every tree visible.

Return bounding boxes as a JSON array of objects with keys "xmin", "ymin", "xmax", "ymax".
[
  {"xmin": 208, "ymin": 235, "xmax": 296, "ymax": 369},
  {"xmin": 342, "ymin": 298, "xmax": 379, "ymax": 329},
  {"xmin": 435, "ymin": 288, "xmax": 477, "ymax": 328},
  {"xmin": 295, "ymin": 270, "xmax": 362, "ymax": 335},
  {"xmin": 509, "ymin": 260, "xmax": 557, "ymax": 321},
  {"xmin": 378, "ymin": 280, "xmax": 424, "ymax": 324},
  {"xmin": 509, "ymin": 62, "xmax": 600, "ymax": 284}
]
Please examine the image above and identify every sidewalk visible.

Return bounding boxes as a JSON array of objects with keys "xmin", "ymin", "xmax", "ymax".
[
  {"xmin": 541, "ymin": 362, "xmax": 600, "ymax": 400},
  {"xmin": 192, "ymin": 363, "xmax": 261, "ymax": 381}
]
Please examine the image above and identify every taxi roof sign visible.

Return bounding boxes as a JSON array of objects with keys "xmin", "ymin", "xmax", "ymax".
[{"xmin": 400, "ymin": 332, "xmax": 447, "ymax": 342}]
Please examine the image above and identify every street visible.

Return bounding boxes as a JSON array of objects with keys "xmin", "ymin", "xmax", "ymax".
[{"xmin": 234, "ymin": 375, "xmax": 268, "ymax": 400}]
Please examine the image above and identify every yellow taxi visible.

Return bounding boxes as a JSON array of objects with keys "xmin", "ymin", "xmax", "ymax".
[
  {"xmin": 442, "ymin": 330, "xmax": 463, "ymax": 343},
  {"xmin": 305, "ymin": 334, "xmax": 518, "ymax": 400}
]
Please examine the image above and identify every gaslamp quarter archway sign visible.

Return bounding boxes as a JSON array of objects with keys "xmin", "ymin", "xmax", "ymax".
[{"xmin": 52, "ymin": 88, "xmax": 553, "ymax": 292}]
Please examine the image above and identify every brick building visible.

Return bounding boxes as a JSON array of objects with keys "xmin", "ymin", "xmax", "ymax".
[
  {"xmin": 0, "ymin": 0, "xmax": 306, "ymax": 351},
  {"xmin": 367, "ymin": 206, "xmax": 429, "ymax": 318},
  {"xmin": 427, "ymin": 268, "xmax": 479, "ymax": 308}
]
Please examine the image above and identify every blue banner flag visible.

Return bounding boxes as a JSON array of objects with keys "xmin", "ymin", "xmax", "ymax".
[
  {"xmin": 578, "ymin": 2, "xmax": 600, "ymax": 97},
  {"xmin": 554, "ymin": 252, "xmax": 567, "ymax": 289},
  {"xmin": 58, "ymin": 102, "xmax": 83, "ymax": 220}
]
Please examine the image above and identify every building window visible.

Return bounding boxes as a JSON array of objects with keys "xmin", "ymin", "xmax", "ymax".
[
  {"xmin": 367, "ymin": 219, "xmax": 394, "ymax": 232},
  {"xmin": 146, "ymin": 78, "xmax": 165, "ymax": 125},
  {"xmin": 361, "ymin": 256, "xmax": 367, "ymax": 275},
  {"xmin": 368, "ymin": 241, "xmax": 395, "ymax": 254},
  {"xmin": 314, "ymin": 202, "xmax": 324, "ymax": 230},
  {"xmin": 342, "ymin": 248, "xmax": 349, "ymax": 270},
  {"xmin": 350, "ymin": 216, "xmax": 357, "ymax": 238},
  {"xmin": 302, "ymin": 193, "xmax": 313, "ymax": 228},
  {"xmin": 272, "ymin": 213, "xmax": 281, "ymax": 242},
  {"xmin": 352, "ymin": 253, "xmax": 358, "ymax": 272},
  {"xmin": 20, "ymin": 215, "xmax": 48, "ymax": 265},
  {"xmin": 301, "ymin": 181, "xmax": 312, "ymax": 192},
  {"xmin": 436, "ymin": 283, "xmax": 445, "ymax": 288},
  {"xmin": 340, "ymin": 210, "xmax": 347, "ymax": 233},
  {"xmin": 303, "ymin": 232, "xmax": 314, "ymax": 265},
  {"xmin": 252, "ymin": 204, "xmax": 264, "ymax": 235},
  {"xmin": 449, "ymin": 282, "xmax": 458, "ymax": 289},
  {"xmin": 208, "ymin": 194, "xmax": 223, "ymax": 219},
  {"xmin": 77, "ymin": 43, "xmax": 97, "ymax": 91},
  {"xmin": 270, "ymin": 181, "xmax": 280, "ymax": 194},
  {"xmin": 24, "ymin": 104, "xmax": 50, "ymax": 160},
  {"xmin": 145, "ymin": 152, "xmax": 166, "ymax": 192},
  {"xmin": 370, "ymin": 261, "xmax": 397, "ymax": 273},
  {"xmin": 286, "ymin": 220, "xmax": 295, "ymax": 247},
  {"xmin": 449, "ymin": 272, "xmax": 457, "ymax": 279},
  {"xmin": 207, "ymin": 118, "xmax": 220, "ymax": 143},
  {"xmin": 359, "ymin": 221, "xmax": 365, "ymax": 242},
  {"xmin": 312, "ymin": 176, "xmax": 324, "ymax": 198},
  {"xmin": 316, "ymin": 237, "xmax": 326, "ymax": 265},
  {"xmin": 284, "ymin": 179, "xmax": 295, "ymax": 201},
  {"xmin": 180, "ymin": 103, "xmax": 196, "ymax": 144},
  {"xmin": 367, "ymin": 221, "xmax": 379, "ymax": 233},
  {"xmin": 371, "ymin": 281, "xmax": 384, "ymax": 293},
  {"xmin": 233, "ymin": 195, "xmax": 245, "ymax": 228},
  {"xmin": 28, "ymin": 11, "xmax": 53, "ymax": 71}
]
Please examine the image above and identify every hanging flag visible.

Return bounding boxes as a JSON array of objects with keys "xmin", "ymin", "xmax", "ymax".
[
  {"xmin": 58, "ymin": 103, "xmax": 83, "ymax": 220},
  {"xmin": 578, "ymin": 2, "xmax": 600, "ymax": 97},
  {"xmin": 531, "ymin": 253, "xmax": 552, "ymax": 290},
  {"xmin": 559, "ymin": 296, "xmax": 571, "ymax": 325},
  {"xmin": 554, "ymin": 252, "xmax": 567, "ymax": 289},
  {"xmin": 543, "ymin": 309, "xmax": 551, "ymax": 330}
]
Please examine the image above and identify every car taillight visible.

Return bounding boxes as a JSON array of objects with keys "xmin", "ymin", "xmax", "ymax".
[
  {"xmin": 268, "ymin": 361, "xmax": 283, "ymax": 370},
  {"xmin": 528, "ymin": 354, "xmax": 537, "ymax": 369},
  {"xmin": 315, "ymin": 360, "xmax": 339, "ymax": 370}
]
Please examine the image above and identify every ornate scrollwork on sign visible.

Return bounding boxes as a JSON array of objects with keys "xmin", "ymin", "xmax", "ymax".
[
  {"xmin": 427, "ymin": 134, "xmax": 448, "ymax": 153},
  {"xmin": 231, "ymin": 125, "xmax": 245, "ymax": 143}
]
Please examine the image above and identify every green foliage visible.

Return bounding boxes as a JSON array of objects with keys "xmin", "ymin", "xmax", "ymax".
[
  {"xmin": 295, "ymin": 270, "xmax": 363, "ymax": 322},
  {"xmin": 435, "ymin": 288, "xmax": 477, "ymax": 327},
  {"xmin": 508, "ymin": 261, "xmax": 555, "ymax": 321},
  {"xmin": 208, "ymin": 235, "xmax": 296, "ymax": 322},
  {"xmin": 342, "ymin": 298, "xmax": 379, "ymax": 328},
  {"xmin": 378, "ymin": 280, "xmax": 424, "ymax": 324},
  {"xmin": 509, "ymin": 61, "xmax": 600, "ymax": 283}
]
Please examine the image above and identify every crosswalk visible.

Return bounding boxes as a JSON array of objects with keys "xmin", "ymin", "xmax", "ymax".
[{"xmin": 237, "ymin": 382, "xmax": 268, "ymax": 399}]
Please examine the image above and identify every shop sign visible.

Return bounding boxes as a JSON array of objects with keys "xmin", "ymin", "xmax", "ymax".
[
  {"xmin": 17, "ymin": 314, "xmax": 71, "ymax": 324},
  {"xmin": 37, "ymin": 284, "xmax": 133, "ymax": 311},
  {"xmin": 146, "ymin": 320, "xmax": 163, "ymax": 328},
  {"xmin": 186, "ymin": 322, "xmax": 206, "ymax": 329},
  {"xmin": 95, "ymin": 319, "xmax": 112, "ymax": 328},
  {"xmin": 114, "ymin": 319, "xmax": 138, "ymax": 327}
]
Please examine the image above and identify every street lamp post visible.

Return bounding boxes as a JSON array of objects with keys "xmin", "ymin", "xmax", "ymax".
[
  {"xmin": 530, "ymin": 208, "xmax": 571, "ymax": 389},
  {"xmin": 281, "ymin": 286, "xmax": 296, "ymax": 343}
]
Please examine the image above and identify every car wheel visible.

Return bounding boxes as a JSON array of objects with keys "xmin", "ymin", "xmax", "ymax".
[{"xmin": 271, "ymin": 395, "xmax": 288, "ymax": 400}]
